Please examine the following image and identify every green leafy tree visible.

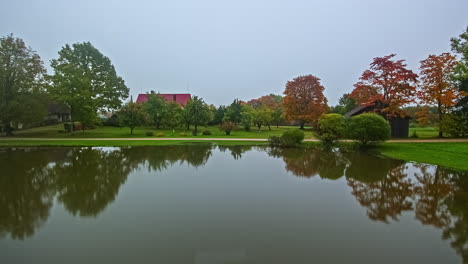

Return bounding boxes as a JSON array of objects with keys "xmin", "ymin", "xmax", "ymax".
[
  {"xmin": 118, "ymin": 101, "xmax": 146, "ymax": 135},
  {"xmin": 252, "ymin": 106, "xmax": 273, "ymax": 130},
  {"xmin": 49, "ymin": 42, "xmax": 129, "ymax": 132},
  {"xmin": 347, "ymin": 113, "xmax": 391, "ymax": 145},
  {"xmin": 240, "ymin": 104, "xmax": 254, "ymax": 131},
  {"xmin": 211, "ymin": 105, "xmax": 226, "ymax": 125},
  {"xmin": 317, "ymin": 113, "xmax": 346, "ymax": 145},
  {"xmin": 0, "ymin": 34, "xmax": 48, "ymax": 135},
  {"xmin": 143, "ymin": 93, "xmax": 169, "ymax": 129},
  {"xmin": 224, "ymin": 99, "xmax": 243, "ymax": 124},
  {"xmin": 451, "ymin": 26, "xmax": 468, "ymax": 136},
  {"xmin": 329, "ymin": 93, "xmax": 357, "ymax": 115},
  {"xmin": 184, "ymin": 96, "xmax": 212, "ymax": 134},
  {"xmin": 166, "ymin": 102, "xmax": 183, "ymax": 131}
]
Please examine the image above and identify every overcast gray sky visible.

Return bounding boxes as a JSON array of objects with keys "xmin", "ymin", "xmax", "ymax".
[{"xmin": 1, "ymin": 0, "xmax": 467, "ymax": 105}]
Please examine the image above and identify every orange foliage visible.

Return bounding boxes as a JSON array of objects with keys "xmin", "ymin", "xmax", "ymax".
[
  {"xmin": 418, "ymin": 53, "xmax": 460, "ymax": 116},
  {"xmin": 350, "ymin": 54, "xmax": 418, "ymax": 117},
  {"xmin": 282, "ymin": 75, "xmax": 328, "ymax": 127}
]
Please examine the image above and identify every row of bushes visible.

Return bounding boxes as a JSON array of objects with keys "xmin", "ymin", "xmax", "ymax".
[
  {"xmin": 267, "ymin": 113, "xmax": 391, "ymax": 148},
  {"xmin": 316, "ymin": 113, "xmax": 390, "ymax": 146}
]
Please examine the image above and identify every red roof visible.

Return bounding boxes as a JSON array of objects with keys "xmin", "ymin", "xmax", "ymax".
[{"xmin": 136, "ymin": 93, "xmax": 191, "ymax": 105}]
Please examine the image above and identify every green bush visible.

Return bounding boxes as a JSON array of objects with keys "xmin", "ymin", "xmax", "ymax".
[
  {"xmin": 202, "ymin": 130, "xmax": 212, "ymax": 135},
  {"xmin": 269, "ymin": 129, "xmax": 305, "ymax": 147},
  {"xmin": 179, "ymin": 132, "xmax": 188, "ymax": 137},
  {"xmin": 63, "ymin": 123, "xmax": 72, "ymax": 132},
  {"xmin": 156, "ymin": 132, "xmax": 165, "ymax": 137},
  {"xmin": 440, "ymin": 113, "xmax": 466, "ymax": 137},
  {"xmin": 346, "ymin": 113, "xmax": 390, "ymax": 145},
  {"xmin": 317, "ymin": 113, "xmax": 346, "ymax": 145},
  {"xmin": 146, "ymin": 131, "xmax": 154, "ymax": 137}
]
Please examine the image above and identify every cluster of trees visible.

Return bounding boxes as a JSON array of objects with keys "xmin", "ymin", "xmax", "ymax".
[
  {"xmin": 330, "ymin": 26, "xmax": 468, "ymax": 137},
  {"xmin": 0, "ymin": 34, "xmax": 129, "ymax": 135},
  {"xmin": 118, "ymin": 95, "xmax": 212, "ymax": 135}
]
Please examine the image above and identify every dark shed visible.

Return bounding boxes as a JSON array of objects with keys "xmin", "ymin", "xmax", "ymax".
[{"xmin": 344, "ymin": 104, "xmax": 410, "ymax": 138}]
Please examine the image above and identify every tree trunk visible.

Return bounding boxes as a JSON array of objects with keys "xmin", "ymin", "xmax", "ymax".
[
  {"xmin": 257, "ymin": 123, "xmax": 261, "ymax": 130},
  {"xmin": 438, "ymin": 102, "xmax": 443, "ymax": 138},
  {"xmin": 300, "ymin": 121, "xmax": 305, "ymax": 130},
  {"xmin": 4, "ymin": 121, "xmax": 13, "ymax": 136},
  {"xmin": 70, "ymin": 107, "xmax": 74, "ymax": 133},
  {"xmin": 267, "ymin": 123, "xmax": 271, "ymax": 131},
  {"xmin": 194, "ymin": 124, "xmax": 198, "ymax": 133},
  {"xmin": 130, "ymin": 127, "xmax": 134, "ymax": 135}
]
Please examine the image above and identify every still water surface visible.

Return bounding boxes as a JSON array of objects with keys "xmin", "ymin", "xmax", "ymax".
[{"xmin": 1, "ymin": 145, "xmax": 467, "ymax": 263}]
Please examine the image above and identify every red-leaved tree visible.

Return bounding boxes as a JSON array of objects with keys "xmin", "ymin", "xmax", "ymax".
[
  {"xmin": 350, "ymin": 54, "xmax": 418, "ymax": 117},
  {"xmin": 418, "ymin": 52, "xmax": 460, "ymax": 137},
  {"xmin": 283, "ymin": 75, "xmax": 328, "ymax": 129}
]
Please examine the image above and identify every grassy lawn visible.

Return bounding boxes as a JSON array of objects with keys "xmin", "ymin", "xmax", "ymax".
[
  {"xmin": 378, "ymin": 142, "xmax": 468, "ymax": 171},
  {"xmin": 0, "ymin": 139, "xmax": 269, "ymax": 147},
  {"xmin": 409, "ymin": 126, "xmax": 440, "ymax": 138},
  {"xmin": 3, "ymin": 124, "xmax": 315, "ymax": 139}
]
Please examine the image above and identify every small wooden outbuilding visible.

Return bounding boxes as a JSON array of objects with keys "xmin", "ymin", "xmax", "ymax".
[{"xmin": 344, "ymin": 104, "xmax": 410, "ymax": 138}]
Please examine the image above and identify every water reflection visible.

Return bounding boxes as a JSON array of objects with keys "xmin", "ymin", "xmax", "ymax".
[{"xmin": 1, "ymin": 145, "xmax": 468, "ymax": 261}]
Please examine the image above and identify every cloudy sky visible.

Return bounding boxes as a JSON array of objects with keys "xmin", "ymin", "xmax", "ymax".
[{"xmin": 1, "ymin": 0, "xmax": 467, "ymax": 105}]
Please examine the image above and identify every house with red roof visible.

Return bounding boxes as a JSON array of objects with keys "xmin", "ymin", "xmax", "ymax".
[{"xmin": 136, "ymin": 91, "xmax": 191, "ymax": 106}]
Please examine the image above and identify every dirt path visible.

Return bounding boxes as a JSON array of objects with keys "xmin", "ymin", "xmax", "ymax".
[{"xmin": 1, "ymin": 138, "xmax": 468, "ymax": 142}]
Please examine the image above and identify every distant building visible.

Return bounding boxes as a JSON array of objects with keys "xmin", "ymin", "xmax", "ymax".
[
  {"xmin": 46, "ymin": 103, "xmax": 71, "ymax": 123},
  {"xmin": 136, "ymin": 92, "xmax": 191, "ymax": 105},
  {"xmin": 344, "ymin": 103, "xmax": 410, "ymax": 138}
]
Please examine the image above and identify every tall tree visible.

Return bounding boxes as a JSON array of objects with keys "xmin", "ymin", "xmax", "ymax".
[
  {"xmin": 0, "ymin": 34, "xmax": 47, "ymax": 135},
  {"xmin": 418, "ymin": 53, "xmax": 460, "ymax": 137},
  {"xmin": 184, "ymin": 96, "xmax": 212, "ymax": 134},
  {"xmin": 283, "ymin": 75, "xmax": 328, "ymax": 129},
  {"xmin": 165, "ymin": 102, "xmax": 183, "ymax": 132},
  {"xmin": 248, "ymin": 94, "xmax": 284, "ymax": 127},
  {"xmin": 350, "ymin": 54, "xmax": 418, "ymax": 117},
  {"xmin": 50, "ymin": 42, "xmax": 129, "ymax": 132},
  {"xmin": 118, "ymin": 101, "xmax": 146, "ymax": 135},
  {"xmin": 143, "ymin": 93, "xmax": 169, "ymax": 129},
  {"xmin": 223, "ymin": 99, "xmax": 243, "ymax": 124},
  {"xmin": 451, "ymin": 26, "xmax": 468, "ymax": 135}
]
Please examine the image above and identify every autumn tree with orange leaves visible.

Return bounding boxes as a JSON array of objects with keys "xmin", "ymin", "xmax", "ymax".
[
  {"xmin": 282, "ymin": 75, "xmax": 328, "ymax": 129},
  {"xmin": 350, "ymin": 54, "xmax": 418, "ymax": 117},
  {"xmin": 418, "ymin": 53, "xmax": 460, "ymax": 137}
]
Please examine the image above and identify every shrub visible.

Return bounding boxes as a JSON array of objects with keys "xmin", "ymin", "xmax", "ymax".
[
  {"xmin": 103, "ymin": 114, "xmax": 121, "ymax": 127},
  {"xmin": 317, "ymin": 113, "xmax": 346, "ymax": 145},
  {"xmin": 219, "ymin": 121, "xmax": 236, "ymax": 135},
  {"xmin": 202, "ymin": 130, "xmax": 212, "ymax": 135},
  {"xmin": 179, "ymin": 132, "xmax": 189, "ymax": 137},
  {"xmin": 346, "ymin": 113, "xmax": 390, "ymax": 145},
  {"xmin": 269, "ymin": 129, "xmax": 305, "ymax": 147},
  {"xmin": 192, "ymin": 130, "xmax": 198, "ymax": 136},
  {"xmin": 282, "ymin": 129, "xmax": 305, "ymax": 144},
  {"xmin": 64, "ymin": 123, "xmax": 72, "ymax": 132},
  {"xmin": 440, "ymin": 113, "xmax": 466, "ymax": 137},
  {"xmin": 146, "ymin": 131, "xmax": 154, "ymax": 137},
  {"xmin": 410, "ymin": 130, "xmax": 418, "ymax": 138},
  {"xmin": 156, "ymin": 132, "xmax": 165, "ymax": 137}
]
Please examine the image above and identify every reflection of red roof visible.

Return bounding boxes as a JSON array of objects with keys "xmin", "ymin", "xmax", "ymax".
[{"xmin": 136, "ymin": 93, "xmax": 191, "ymax": 105}]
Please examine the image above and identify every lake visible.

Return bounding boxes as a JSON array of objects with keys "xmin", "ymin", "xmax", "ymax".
[{"xmin": 1, "ymin": 145, "xmax": 467, "ymax": 263}]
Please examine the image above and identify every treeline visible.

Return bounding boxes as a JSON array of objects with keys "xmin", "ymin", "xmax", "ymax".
[
  {"xmin": 0, "ymin": 35, "xmax": 129, "ymax": 135},
  {"xmin": 1, "ymin": 25, "xmax": 468, "ymax": 137},
  {"xmin": 329, "ymin": 27, "xmax": 468, "ymax": 138}
]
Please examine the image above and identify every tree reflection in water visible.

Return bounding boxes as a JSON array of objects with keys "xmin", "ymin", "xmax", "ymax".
[
  {"xmin": 1, "ymin": 145, "xmax": 468, "ymax": 262},
  {"xmin": 267, "ymin": 146, "xmax": 468, "ymax": 262},
  {"xmin": 0, "ymin": 145, "xmax": 213, "ymax": 239}
]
